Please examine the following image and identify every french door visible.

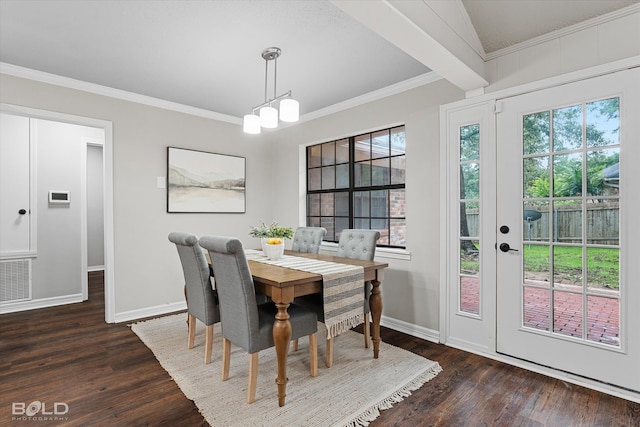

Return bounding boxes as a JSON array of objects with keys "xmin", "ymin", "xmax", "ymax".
[{"xmin": 496, "ymin": 68, "xmax": 640, "ymax": 391}]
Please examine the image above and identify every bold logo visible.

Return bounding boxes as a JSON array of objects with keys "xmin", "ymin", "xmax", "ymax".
[{"xmin": 12, "ymin": 401, "xmax": 69, "ymax": 416}]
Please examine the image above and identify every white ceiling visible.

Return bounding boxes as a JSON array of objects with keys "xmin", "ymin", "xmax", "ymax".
[{"xmin": 1, "ymin": 0, "xmax": 637, "ymax": 122}]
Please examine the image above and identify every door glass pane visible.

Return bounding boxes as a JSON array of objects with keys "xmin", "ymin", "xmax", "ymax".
[
  {"xmin": 460, "ymin": 239, "xmax": 479, "ymax": 315},
  {"xmin": 523, "ymin": 286, "xmax": 550, "ymax": 331},
  {"xmin": 554, "ymin": 200, "xmax": 582, "ymax": 244},
  {"xmin": 587, "ymin": 198, "xmax": 619, "ymax": 244},
  {"xmin": 586, "ymin": 98, "xmax": 619, "ymax": 148},
  {"xmin": 461, "ymin": 202, "xmax": 478, "ymax": 238},
  {"xmin": 524, "ymin": 244, "xmax": 550, "ymax": 284},
  {"xmin": 523, "ymin": 111, "xmax": 550, "ymax": 155},
  {"xmin": 586, "ymin": 247, "xmax": 619, "ymax": 295},
  {"xmin": 587, "ymin": 295, "xmax": 619, "ymax": 345},
  {"xmin": 553, "ymin": 105, "xmax": 582, "ymax": 151},
  {"xmin": 553, "ymin": 246, "xmax": 582, "ymax": 290},
  {"xmin": 587, "ymin": 148, "xmax": 619, "ymax": 196},
  {"xmin": 523, "ymin": 201, "xmax": 548, "ymax": 242},
  {"xmin": 553, "ymin": 290, "xmax": 583, "ymax": 338},
  {"xmin": 460, "ymin": 276, "xmax": 479, "ymax": 315},
  {"xmin": 460, "ymin": 124, "xmax": 479, "ymax": 161},
  {"xmin": 553, "ymin": 153, "xmax": 582, "ymax": 197},
  {"xmin": 523, "ymin": 156, "xmax": 549, "ymax": 198},
  {"xmin": 460, "ymin": 164, "xmax": 479, "ymax": 199}
]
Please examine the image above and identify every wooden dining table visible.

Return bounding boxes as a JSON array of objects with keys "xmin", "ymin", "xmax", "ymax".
[{"xmin": 249, "ymin": 250, "xmax": 388, "ymax": 407}]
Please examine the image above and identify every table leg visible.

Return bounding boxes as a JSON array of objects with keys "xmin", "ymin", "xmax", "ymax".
[
  {"xmin": 369, "ymin": 279, "xmax": 383, "ymax": 358},
  {"xmin": 273, "ymin": 302, "xmax": 291, "ymax": 407}
]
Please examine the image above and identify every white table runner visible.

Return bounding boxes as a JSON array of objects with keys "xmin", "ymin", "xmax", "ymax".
[{"xmin": 245, "ymin": 250, "xmax": 365, "ymax": 339}]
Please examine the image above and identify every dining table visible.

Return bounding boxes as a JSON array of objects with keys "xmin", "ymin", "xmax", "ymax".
[{"xmin": 248, "ymin": 249, "xmax": 388, "ymax": 407}]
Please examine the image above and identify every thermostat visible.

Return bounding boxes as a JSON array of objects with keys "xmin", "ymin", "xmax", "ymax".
[{"xmin": 49, "ymin": 191, "xmax": 70, "ymax": 204}]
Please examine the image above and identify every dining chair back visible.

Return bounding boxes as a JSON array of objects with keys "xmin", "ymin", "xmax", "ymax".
[
  {"xmin": 168, "ymin": 231, "xmax": 220, "ymax": 364},
  {"xmin": 291, "ymin": 226, "xmax": 327, "ymax": 254},
  {"xmin": 198, "ymin": 235, "xmax": 318, "ymax": 403}
]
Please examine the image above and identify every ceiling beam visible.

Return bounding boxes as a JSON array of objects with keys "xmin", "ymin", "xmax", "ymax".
[{"xmin": 331, "ymin": 0, "xmax": 488, "ymax": 95}]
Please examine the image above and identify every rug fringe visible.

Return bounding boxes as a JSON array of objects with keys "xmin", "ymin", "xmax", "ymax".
[
  {"xmin": 342, "ymin": 362, "xmax": 443, "ymax": 427},
  {"xmin": 327, "ymin": 314, "xmax": 365, "ymax": 339}
]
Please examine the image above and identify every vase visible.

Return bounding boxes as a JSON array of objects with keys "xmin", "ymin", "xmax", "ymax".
[{"xmin": 263, "ymin": 241, "xmax": 285, "ymax": 260}]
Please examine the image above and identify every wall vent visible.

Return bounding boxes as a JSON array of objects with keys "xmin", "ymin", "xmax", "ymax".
[{"xmin": 0, "ymin": 259, "xmax": 32, "ymax": 302}]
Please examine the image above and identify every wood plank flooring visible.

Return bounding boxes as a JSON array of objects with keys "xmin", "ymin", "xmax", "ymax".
[{"xmin": 1, "ymin": 271, "xmax": 638, "ymax": 426}]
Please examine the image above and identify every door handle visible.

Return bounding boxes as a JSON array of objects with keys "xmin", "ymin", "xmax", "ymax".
[
  {"xmin": 18, "ymin": 209, "xmax": 27, "ymax": 215},
  {"xmin": 499, "ymin": 243, "xmax": 518, "ymax": 252}
]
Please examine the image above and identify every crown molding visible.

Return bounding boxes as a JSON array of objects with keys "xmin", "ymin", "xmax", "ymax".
[
  {"xmin": 0, "ymin": 62, "xmax": 242, "ymax": 124},
  {"xmin": 484, "ymin": 4, "xmax": 640, "ymax": 61}
]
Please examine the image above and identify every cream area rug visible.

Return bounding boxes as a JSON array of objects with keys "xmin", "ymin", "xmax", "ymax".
[{"xmin": 131, "ymin": 313, "xmax": 441, "ymax": 427}]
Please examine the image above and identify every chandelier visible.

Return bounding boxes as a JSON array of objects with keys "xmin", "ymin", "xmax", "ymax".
[{"xmin": 243, "ymin": 47, "xmax": 299, "ymax": 134}]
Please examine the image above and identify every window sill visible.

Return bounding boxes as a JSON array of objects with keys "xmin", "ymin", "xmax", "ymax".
[{"xmin": 320, "ymin": 242, "xmax": 411, "ymax": 261}]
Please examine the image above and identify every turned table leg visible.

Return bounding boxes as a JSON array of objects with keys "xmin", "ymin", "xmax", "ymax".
[
  {"xmin": 369, "ymin": 279, "xmax": 383, "ymax": 358},
  {"xmin": 273, "ymin": 302, "xmax": 292, "ymax": 407}
]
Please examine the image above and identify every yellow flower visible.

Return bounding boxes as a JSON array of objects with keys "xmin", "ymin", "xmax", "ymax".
[{"xmin": 267, "ymin": 238, "xmax": 282, "ymax": 245}]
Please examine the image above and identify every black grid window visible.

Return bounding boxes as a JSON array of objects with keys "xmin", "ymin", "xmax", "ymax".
[{"xmin": 306, "ymin": 125, "xmax": 406, "ymax": 248}]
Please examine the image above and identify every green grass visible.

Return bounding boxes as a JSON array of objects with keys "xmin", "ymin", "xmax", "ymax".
[{"xmin": 523, "ymin": 245, "xmax": 619, "ymax": 288}]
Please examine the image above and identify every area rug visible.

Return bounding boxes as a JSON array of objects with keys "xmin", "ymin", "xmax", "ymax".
[{"xmin": 130, "ymin": 313, "xmax": 441, "ymax": 427}]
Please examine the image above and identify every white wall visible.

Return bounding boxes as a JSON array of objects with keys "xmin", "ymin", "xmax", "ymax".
[
  {"xmin": 32, "ymin": 119, "xmax": 103, "ymax": 300},
  {"xmin": 87, "ymin": 144, "xmax": 104, "ymax": 269}
]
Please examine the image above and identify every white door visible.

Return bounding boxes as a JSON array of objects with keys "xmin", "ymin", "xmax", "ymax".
[
  {"xmin": 0, "ymin": 113, "xmax": 33, "ymax": 256},
  {"xmin": 496, "ymin": 68, "xmax": 640, "ymax": 391}
]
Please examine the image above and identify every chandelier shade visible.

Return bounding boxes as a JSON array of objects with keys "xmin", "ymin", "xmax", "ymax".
[{"xmin": 243, "ymin": 47, "xmax": 299, "ymax": 134}]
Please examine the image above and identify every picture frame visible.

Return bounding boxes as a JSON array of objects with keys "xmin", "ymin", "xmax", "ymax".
[{"xmin": 167, "ymin": 147, "xmax": 246, "ymax": 213}]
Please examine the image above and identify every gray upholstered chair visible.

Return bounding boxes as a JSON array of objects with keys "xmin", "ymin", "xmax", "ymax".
[
  {"xmin": 291, "ymin": 226, "xmax": 327, "ymax": 254},
  {"xmin": 198, "ymin": 235, "xmax": 318, "ymax": 404},
  {"xmin": 294, "ymin": 229, "xmax": 380, "ymax": 367},
  {"xmin": 168, "ymin": 232, "xmax": 220, "ymax": 365}
]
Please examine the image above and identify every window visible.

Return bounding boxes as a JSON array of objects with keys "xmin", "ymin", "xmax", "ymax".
[{"xmin": 306, "ymin": 125, "xmax": 406, "ymax": 248}]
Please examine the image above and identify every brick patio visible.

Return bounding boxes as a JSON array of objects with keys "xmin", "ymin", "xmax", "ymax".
[{"xmin": 460, "ymin": 278, "xmax": 620, "ymax": 346}]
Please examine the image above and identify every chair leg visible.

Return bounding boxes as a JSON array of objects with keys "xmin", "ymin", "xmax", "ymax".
[
  {"xmin": 292, "ymin": 338, "xmax": 299, "ymax": 352},
  {"xmin": 247, "ymin": 352, "xmax": 259, "ymax": 403},
  {"xmin": 221, "ymin": 337, "xmax": 231, "ymax": 381},
  {"xmin": 187, "ymin": 314, "xmax": 196, "ymax": 349},
  {"xmin": 364, "ymin": 313, "xmax": 371, "ymax": 349},
  {"xmin": 204, "ymin": 324, "xmax": 214, "ymax": 364},
  {"xmin": 309, "ymin": 333, "xmax": 318, "ymax": 377},
  {"xmin": 325, "ymin": 337, "xmax": 333, "ymax": 368}
]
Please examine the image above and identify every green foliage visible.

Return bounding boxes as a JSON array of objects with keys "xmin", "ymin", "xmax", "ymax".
[{"xmin": 249, "ymin": 220, "xmax": 294, "ymax": 239}]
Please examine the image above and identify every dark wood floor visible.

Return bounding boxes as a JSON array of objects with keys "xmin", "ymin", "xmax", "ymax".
[{"xmin": 1, "ymin": 271, "xmax": 638, "ymax": 426}]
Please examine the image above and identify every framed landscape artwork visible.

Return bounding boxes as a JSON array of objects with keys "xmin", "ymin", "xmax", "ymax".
[{"xmin": 167, "ymin": 147, "xmax": 246, "ymax": 213}]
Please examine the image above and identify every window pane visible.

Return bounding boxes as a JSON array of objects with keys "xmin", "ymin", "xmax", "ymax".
[
  {"xmin": 335, "ymin": 217, "xmax": 349, "ymax": 240},
  {"xmin": 390, "ymin": 189, "xmax": 405, "ymax": 218},
  {"xmin": 320, "ymin": 193, "xmax": 334, "ymax": 216},
  {"xmin": 336, "ymin": 138, "xmax": 349, "ymax": 163},
  {"xmin": 371, "ymin": 190, "xmax": 387, "ymax": 218},
  {"xmin": 354, "ymin": 161, "xmax": 371, "ymax": 187},
  {"xmin": 308, "ymin": 168, "xmax": 321, "ymax": 191},
  {"xmin": 524, "ymin": 156, "xmax": 549, "ymax": 198},
  {"xmin": 322, "ymin": 141, "xmax": 335, "ymax": 166},
  {"xmin": 308, "ymin": 216, "xmax": 320, "ymax": 227},
  {"xmin": 460, "ymin": 276, "xmax": 479, "ymax": 315},
  {"xmin": 390, "ymin": 218, "xmax": 406, "ymax": 246},
  {"xmin": 335, "ymin": 192, "xmax": 349, "ymax": 216},
  {"xmin": 322, "ymin": 217, "xmax": 335, "ymax": 241},
  {"xmin": 586, "ymin": 98, "xmax": 619, "ymax": 148},
  {"xmin": 321, "ymin": 165, "xmax": 335, "ymax": 190},
  {"xmin": 371, "ymin": 130, "xmax": 390, "ymax": 159},
  {"xmin": 372, "ymin": 218, "xmax": 388, "ymax": 245},
  {"xmin": 353, "ymin": 191, "xmax": 369, "ymax": 217},
  {"xmin": 308, "ymin": 194, "xmax": 320, "ymax": 216},
  {"xmin": 390, "ymin": 126, "xmax": 405, "ymax": 153},
  {"xmin": 553, "ymin": 153, "xmax": 582, "ymax": 197},
  {"xmin": 391, "ymin": 155, "xmax": 405, "ymax": 184},
  {"xmin": 553, "ymin": 105, "xmax": 582, "ymax": 151},
  {"xmin": 523, "ymin": 111, "xmax": 550, "ymax": 155},
  {"xmin": 372, "ymin": 158, "xmax": 390, "ymax": 186},
  {"xmin": 354, "ymin": 218, "xmax": 370, "ymax": 229},
  {"xmin": 461, "ymin": 202, "xmax": 478, "ymax": 238},
  {"xmin": 308, "ymin": 145, "xmax": 321, "ymax": 168},
  {"xmin": 336, "ymin": 164, "xmax": 349, "ymax": 188},
  {"xmin": 354, "ymin": 134, "xmax": 371, "ymax": 161},
  {"xmin": 460, "ymin": 124, "xmax": 479, "ymax": 161}
]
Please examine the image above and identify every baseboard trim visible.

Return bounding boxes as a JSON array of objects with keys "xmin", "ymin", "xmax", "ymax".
[
  {"xmin": 114, "ymin": 301, "xmax": 187, "ymax": 324},
  {"xmin": 380, "ymin": 315, "xmax": 440, "ymax": 343},
  {"xmin": 0, "ymin": 294, "xmax": 84, "ymax": 314}
]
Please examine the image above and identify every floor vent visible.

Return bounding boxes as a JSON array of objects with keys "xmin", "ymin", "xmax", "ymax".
[{"xmin": 0, "ymin": 259, "xmax": 32, "ymax": 302}]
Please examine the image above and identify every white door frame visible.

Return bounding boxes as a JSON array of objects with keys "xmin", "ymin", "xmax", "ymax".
[
  {"xmin": 440, "ymin": 56, "xmax": 640, "ymax": 403},
  {"xmin": 1, "ymin": 103, "xmax": 115, "ymax": 323}
]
